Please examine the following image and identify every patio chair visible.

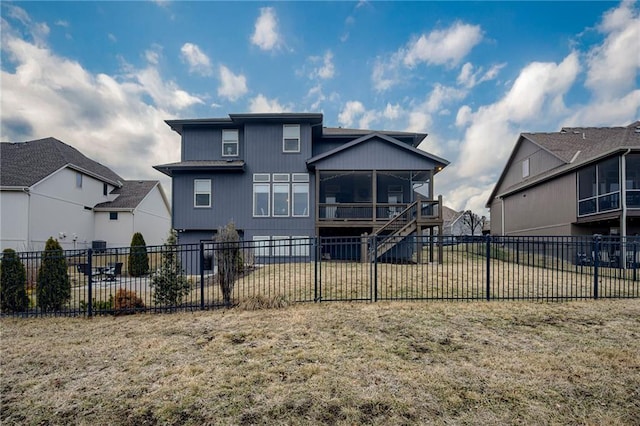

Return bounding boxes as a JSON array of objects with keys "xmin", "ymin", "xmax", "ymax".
[{"xmin": 103, "ymin": 262, "xmax": 123, "ymax": 281}]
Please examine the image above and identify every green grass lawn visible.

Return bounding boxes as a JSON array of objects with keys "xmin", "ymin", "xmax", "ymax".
[{"xmin": 2, "ymin": 300, "xmax": 639, "ymax": 425}]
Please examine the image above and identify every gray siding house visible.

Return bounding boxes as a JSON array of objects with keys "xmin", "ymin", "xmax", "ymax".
[
  {"xmin": 154, "ymin": 113, "xmax": 449, "ymax": 254},
  {"xmin": 487, "ymin": 122, "xmax": 640, "ymax": 238}
]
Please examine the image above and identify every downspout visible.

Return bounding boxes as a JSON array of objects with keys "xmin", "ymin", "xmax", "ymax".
[
  {"xmin": 501, "ymin": 197, "xmax": 505, "ymax": 236},
  {"xmin": 621, "ymin": 149, "xmax": 631, "ymax": 268},
  {"xmin": 24, "ymin": 188, "xmax": 31, "ymax": 248}
]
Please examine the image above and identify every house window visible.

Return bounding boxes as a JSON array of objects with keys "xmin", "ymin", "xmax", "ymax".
[
  {"xmin": 253, "ymin": 236, "xmax": 311, "ymax": 257},
  {"xmin": 103, "ymin": 183, "xmax": 108, "ymax": 196},
  {"xmin": 109, "ymin": 212, "xmax": 118, "ymax": 221},
  {"xmin": 292, "ymin": 183, "xmax": 309, "ymax": 217},
  {"xmin": 253, "ymin": 184, "xmax": 270, "ymax": 217},
  {"xmin": 273, "ymin": 183, "xmax": 290, "ymax": 216},
  {"xmin": 222, "ymin": 129, "xmax": 239, "ymax": 157},
  {"xmin": 522, "ymin": 158, "xmax": 530, "ymax": 178},
  {"xmin": 76, "ymin": 172, "xmax": 83, "ymax": 188},
  {"xmin": 292, "ymin": 173, "xmax": 309, "ymax": 183},
  {"xmin": 626, "ymin": 154, "xmax": 640, "ymax": 208},
  {"xmin": 283, "ymin": 124, "xmax": 300, "ymax": 153},
  {"xmin": 253, "ymin": 173, "xmax": 270, "ymax": 182},
  {"xmin": 577, "ymin": 157, "xmax": 620, "ymax": 216},
  {"xmin": 273, "ymin": 173, "xmax": 290, "ymax": 182},
  {"xmin": 194, "ymin": 179, "xmax": 211, "ymax": 208}
]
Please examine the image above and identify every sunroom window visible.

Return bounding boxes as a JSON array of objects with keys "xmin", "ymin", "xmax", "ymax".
[{"xmin": 577, "ymin": 157, "xmax": 620, "ymax": 216}]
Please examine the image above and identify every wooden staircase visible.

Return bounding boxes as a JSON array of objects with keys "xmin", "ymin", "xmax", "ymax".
[{"xmin": 371, "ymin": 201, "xmax": 419, "ymax": 260}]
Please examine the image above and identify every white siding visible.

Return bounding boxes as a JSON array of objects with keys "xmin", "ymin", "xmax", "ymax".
[
  {"xmin": 0, "ymin": 191, "xmax": 29, "ymax": 251},
  {"xmin": 133, "ymin": 186, "xmax": 171, "ymax": 246},
  {"xmin": 27, "ymin": 168, "xmax": 109, "ymax": 250},
  {"xmin": 94, "ymin": 211, "xmax": 135, "ymax": 248}
]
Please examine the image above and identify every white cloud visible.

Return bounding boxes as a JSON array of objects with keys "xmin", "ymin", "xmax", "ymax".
[
  {"xmin": 144, "ymin": 44, "xmax": 163, "ymax": 65},
  {"xmin": 338, "ymin": 101, "xmax": 366, "ymax": 127},
  {"xmin": 217, "ymin": 65, "xmax": 248, "ymax": 101},
  {"xmin": 403, "ymin": 22, "xmax": 483, "ymax": 68},
  {"xmin": 180, "ymin": 42, "xmax": 213, "ymax": 76},
  {"xmin": 1, "ymin": 17, "xmax": 204, "ymax": 191},
  {"xmin": 457, "ymin": 62, "xmax": 506, "ymax": 88},
  {"xmin": 383, "ymin": 103, "xmax": 401, "ymax": 120},
  {"xmin": 251, "ymin": 7, "xmax": 281, "ymax": 51},
  {"xmin": 585, "ymin": 1, "xmax": 639, "ymax": 100},
  {"xmin": 3, "ymin": 4, "xmax": 49, "ymax": 46},
  {"xmin": 108, "ymin": 33, "xmax": 117, "ymax": 43},
  {"xmin": 248, "ymin": 94, "xmax": 287, "ymax": 112},
  {"xmin": 372, "ymin": 21, "xmax": 483, "ymax": 92},
  {"xmin": 308, "ymin": 51, "xmax": 335, "ymax": 80},
  {"xmin": 455, "ymin": 52, "xmax": 580, "ymax": 179},
  {"xmin": 54, "ymin": 20, "xmax": 69, "ymax": 28}
]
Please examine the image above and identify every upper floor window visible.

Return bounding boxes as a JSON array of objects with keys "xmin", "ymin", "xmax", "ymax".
[
  {"xmin": 109, "ymin": 212, "xmax": 118, "ymax": 221},
  {"xmin": 76, "ymin": 172, "xmax": 83, "ymax": 188},
  {"xmin": 222, "ymin": 129, "xmax": 239, "ymax": 157},
  {"xmin": 194, "ymin": 179, "xmax": 211, "ymax": 208},
  {"xmin": 522, "ymin": 158, "xmax": 530, "ymax": 178},
  {"xmin": 103, "ymin": 183, "xmax": 108, "ymax": 196},
  {"xmin": 626, "ymin": 154, "xmax": 640, "ymax": 209},
  {"xmin": 577, "ymin": 157, "xmax": 620, "ymax": 216},
  {"xmin": 283, "ymin": 124, "xmax": 300, "ymax": 153}
]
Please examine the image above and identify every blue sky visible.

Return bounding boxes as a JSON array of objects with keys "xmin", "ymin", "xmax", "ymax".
[{"xmin": 1, "ymin": 1, "xmax": 639, "ymax": 215}]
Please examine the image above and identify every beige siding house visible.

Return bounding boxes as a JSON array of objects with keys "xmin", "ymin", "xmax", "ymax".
[{"xmin": 487, "ymin": 122, "xmax": 640, "ymax": 238}]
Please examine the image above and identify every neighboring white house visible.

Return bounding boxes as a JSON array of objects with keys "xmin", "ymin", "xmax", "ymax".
[{"xmin": 0, "ymin": 137, "xmax": 171, "ymax": 251}]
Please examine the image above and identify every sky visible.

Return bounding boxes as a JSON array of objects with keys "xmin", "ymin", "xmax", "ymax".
[{"xmin": 1, "ymin": 1, "xmax": 639, "ymax": 216}]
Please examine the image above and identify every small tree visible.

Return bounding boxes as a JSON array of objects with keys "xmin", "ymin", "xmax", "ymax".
[
  {"xmin": 151, "ymin": 230, "xmax": 190, "ymax": 306},
  {"xmin": 460, "ymin": 210, "xmax": 486, "ymax": 236},
  {"xmin": 215, "ymin": 222, "xmax": 241, "ymax": 306},
  {"xmin": 37, "ymin": 237, "xmax": 71, "ymax": 312},
  {"xmin": 0, "ymin": 249, "xmax": 29, "ymax": 313},
  {"xmin": 128, "ymin": 232, "xmax": 149, "ymax": 277}
]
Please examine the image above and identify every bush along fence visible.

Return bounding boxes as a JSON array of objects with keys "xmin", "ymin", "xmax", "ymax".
[{"xmin": 1, "ymin": 235, "xmax": 639, "ymax": 317}]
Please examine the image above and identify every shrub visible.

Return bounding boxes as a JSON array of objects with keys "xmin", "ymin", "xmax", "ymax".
[
  {"xmin": 79, "ymin": 295, "xmax": 115, "ymax": 313},
  {"xmin": 151, "ymin": 230, "xmax": 190, "ymax": 306},
  {"xmin": 114, "ymin": 289, "xmax": 144, "ymax": 315},
  {"xmin": 215, "ymin": 222, "xmax": 241, "ymax": 306},
  {"xmin": 37, "ymin": 238, "xmax": 71, "ymax": 312},
  {"xmin": 128, "ymin": 232, "xmax": 149, "ymax": 277},
  {"xmin": 0, "ymin": 249, "xmax": 29, "ymax": 313}
]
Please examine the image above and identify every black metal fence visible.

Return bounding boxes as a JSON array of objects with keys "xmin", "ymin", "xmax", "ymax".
[{"xmin": 1, "ymin": 235, "xmax": 638, "ymax": 317}]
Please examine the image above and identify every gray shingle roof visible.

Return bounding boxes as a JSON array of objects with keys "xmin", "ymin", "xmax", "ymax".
[
  {"xmin": 487, "ymin": 121, "xmax": 640, "ymax": 206},
  {"xmin": 153, "ymin": 160, "xmax": 245, "ymax": 176},
  {"xmin": 94, "ymin": 180, "xmax": 159, "ymax": 210},
  {"xmin": 0, "ymin": 137, "xmax": 123, "ymax": 187},
  {"xmin": 322, "ymin": 127, "xmax": 428, "ymax": 146}
]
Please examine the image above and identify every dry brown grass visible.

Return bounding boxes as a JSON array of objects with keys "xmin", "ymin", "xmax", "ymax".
[{"xmin": 2, "ymin": 300, "xmax": 639, "ymax": 425}]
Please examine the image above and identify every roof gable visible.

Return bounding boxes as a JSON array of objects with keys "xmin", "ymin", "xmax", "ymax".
[
  {"xmin": 307, "ymin": 132, "xmax": 449, "ymax": 170},
  {"xmin": 94, "ymin": 180, "xmax": 165, "ymax": 210},
  {"xmin": 0, "ymin": 137, "xmax": 123, "ymax": 187},
  {"xmin": 486, "ymin": 122, "xmax": 640, "ymax": 206}
]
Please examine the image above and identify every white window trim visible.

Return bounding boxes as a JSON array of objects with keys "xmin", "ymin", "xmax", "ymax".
[
  {"xmin": 222, "ymin": 129, "xmax": 239, "ymax": 157},
  {"xmin": 283, "ymin": 124, "xmax": 301, "ymax": 153},
  {"xmin": 253, "ymin": 173, "xmax": 270, "ymax": 182},
  {"xmin": 272, "ymin": 183, "xmax": 290, "ymax": 217},
  {"xmin": 272, "ymin": 173, "xmax": 290, "ymax": 182},
  {"xmin": 522, "ymin": 158, "xmax": 530, "ymax": 178},
  {"xmin": 291, "ymin": 236, "xmax": 311, "ymax": 257},
  {"xmin": 253, "ymin": 183, "xmax": 270, "ymax": 217},
  {"xmin": 194, "ymin": 179, "xmax": 211, "ymax": 208},
  {"xmin": 292, "ymin": 173, "xmax": 309, "ymax": 182},
  {"xmin": 292, "ymin": 183, "xmax": 310, "ymax": 217}
]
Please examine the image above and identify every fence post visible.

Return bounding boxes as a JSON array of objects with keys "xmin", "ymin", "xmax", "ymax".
[
  {"xmin": 314, "ymin": 237, "xmax": 319, "ymax": 302},
  {"xmin": 633, "ymin": 242, "xmax": 637, "ymax": 282},
  {"xmin": 87, "ymin": 248, "xmax": 93, "ymax": 318},
  {"xmin": 373, "ymin": 235, "xmax": 378, "ymax": 302},
  {"xmin": 593, "ymin": 235, "xmax": 600, "ymax": 299},
  {"xmin": 199, "ymin": 242, "xmax": 205, "ymax": 310},
  {"xmin": 485, "ymin": 235, "xmax": 491, "ymax": 301}
]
